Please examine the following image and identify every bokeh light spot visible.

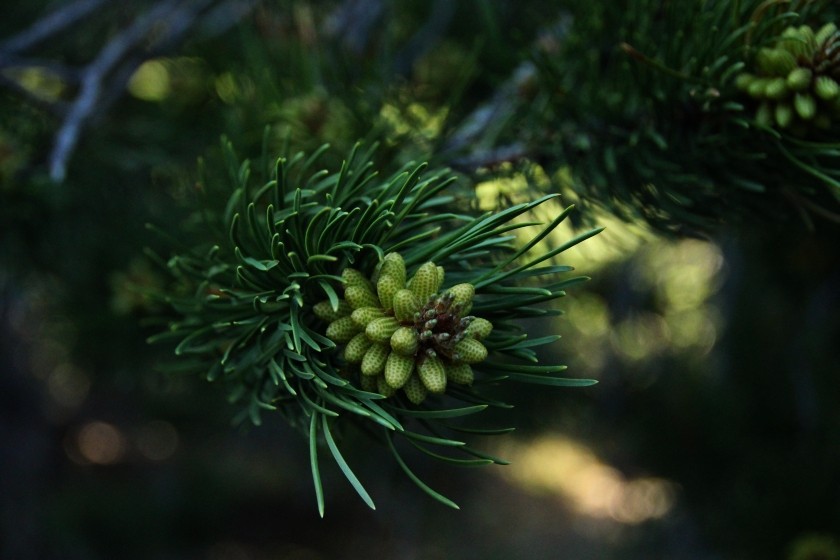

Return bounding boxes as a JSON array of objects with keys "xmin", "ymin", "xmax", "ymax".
[
  {"xmin": 2, "ymin": 66, "xmax": 65, "ymax": 100},
  {"xmin": 610, "ymin": 312, "xmax": 671, "ymax": 362},
  {"xmin": 128, "ymin": 60, "xmax": 171, "ymax": 101},
  {"xmin": 74, "ymin": 421, "xmax": 125, "ymax": 465},
  {"xmin": 496, "ymin": 435, "xmax": 677, "ymax": 524}
]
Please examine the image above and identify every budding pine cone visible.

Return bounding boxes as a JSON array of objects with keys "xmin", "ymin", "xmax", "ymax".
[
  {"xmin": 361, "ymin": 343, "xmax": 389, "ymax": 376},
  {"xmin": 409, "ymin": 262, "xmax": 442, "ymax": 302},
  {"xmin": 351, "ymin": 306, "xmax": 384, "ymax": 327},
  {"xmin": 465, "ymin": 317, "xmax": 493, "ymax": 340},
  {"xmin": 345, "ymin": 285, "xmax": 380, "ymax": 309},
  {"xmin": 418, "ymin": 356, "xmax": 447, "ymax": 393},
  {"xmin": 377, "ymin": 375, "xmax": 398, "ymax": 397},
  {"xmin": 453, "ymin": 338, "xmax": 489, "ymax": 364},
  {"xmin": 391, "ymin": 326, "xmax": 419, "ymax": 355},
  {"xmin": 345, "ymin": 332, "xmax": 373, "ymax": 363},
  {"xmin": 385, "ymin": 352, "xmax": 414, "ymax": 388},
  {"xmin": 326, "ymin": 316, "xmax": 361, "ymax": 343},
  {"xmin": 447, "ymin": 283, "xmax": 475, "ymax": 314},
  {"xmin": 315, "ymin": 252, "xmax": 494, "ymax": 403},
  {"xmin": 392, "ymin": 289, "xmax": 420, "ymax": 322},
  {"xmin": 377, "ymin": 274, "xmax": 401, "ymax": 311},
  {"xmin": 445, "ymin": 363, "xmax": 474, "ymax": 385},
  {"xmin": 366, "ymin": 317, "xmax": 400, "ymax": 342},
  {"xmin": 736, "ymin": 22, "xmax": 840, "ymax": 132},
  {"xmin": 379, "ymin": 252, "xmax": 407, "ymax": 286},
  {"xmin": 314, "ymin": 300, "xmax": 351, "ymax": 322},
  {"xmin": 403, "ymin": 375, "xmax": 428, "ymax": 405},
  {"xmin": 343, "ymin": 268, "xmax": 374, "ymax": 290}
]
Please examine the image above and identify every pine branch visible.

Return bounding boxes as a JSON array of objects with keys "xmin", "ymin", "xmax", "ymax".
[{"xmin": 148, "ymin": 140, "xmax": 599, "ymax": 513}]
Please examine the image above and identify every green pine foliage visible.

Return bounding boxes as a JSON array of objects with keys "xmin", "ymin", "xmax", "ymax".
[
  {"xmin": 526, "ymin": 0, "xmax": 840, "ymax": 231},
  {"xmin": 149, "ymin": 138, "xmax": 600, "ymax": 514}
]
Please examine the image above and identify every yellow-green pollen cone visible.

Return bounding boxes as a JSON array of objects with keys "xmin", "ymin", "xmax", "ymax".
[
  {"xmin": 315, "ymin": 252, "xmax": 493, "ymax": 404},
  {"xmin": 736, "ymin": 22, "xmax": 840, "ymax": 131}
]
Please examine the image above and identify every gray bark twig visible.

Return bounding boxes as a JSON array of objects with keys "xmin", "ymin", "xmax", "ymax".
[
  {"xmin": 0, "ymin": 0, "xmax": 109, "ymax": 54},
  {"xmin": 0, "ymin": 0, "xmax": 258, "ymax": 182}
]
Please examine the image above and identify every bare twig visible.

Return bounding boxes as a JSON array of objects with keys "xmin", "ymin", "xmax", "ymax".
[
  {"xmin": 437, "ymin": 17, "xmax": 575, "ymax": 172},
  {"xmin": 449, "ymin": 142, "xmax": 529, "ymax": 171},
  {"xmin": 198, "ymin": 0, "xmax": 260, "ymax": 37},
  {"xmin": 0, "ymin": 0, "xmax": 258, "ymax": 182},
  {"xmin": 49, "ymin": 0, "xmax": 188, "ymax": 181},
  {"xmin": 90, "ymin": 0, "xmax": 259, "ymax": 117},
  {"xmin": 440, "ymin": 62, "xmax": 537, "ymax": 170},
  {"xmin": 0, "ymin": 0, "xmax": 110, "ymax": 54}
]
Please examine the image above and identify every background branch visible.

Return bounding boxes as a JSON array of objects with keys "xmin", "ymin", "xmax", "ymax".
[
  {"xmin": 0, "ymin": 0, "xmax": 258, "ymax": 182},
  {"xmin": 0, "ymin": 0, "xmax": 109, "ymax": 54}
]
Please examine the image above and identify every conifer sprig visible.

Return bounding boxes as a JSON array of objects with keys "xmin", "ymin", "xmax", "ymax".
[
  {"xmin": 151, "ymin": 140, "xmax": 599, "ymax": 514},
  {"xmin": 524, "ymin": 0, "xmax": 840, "ymax": 230}
]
